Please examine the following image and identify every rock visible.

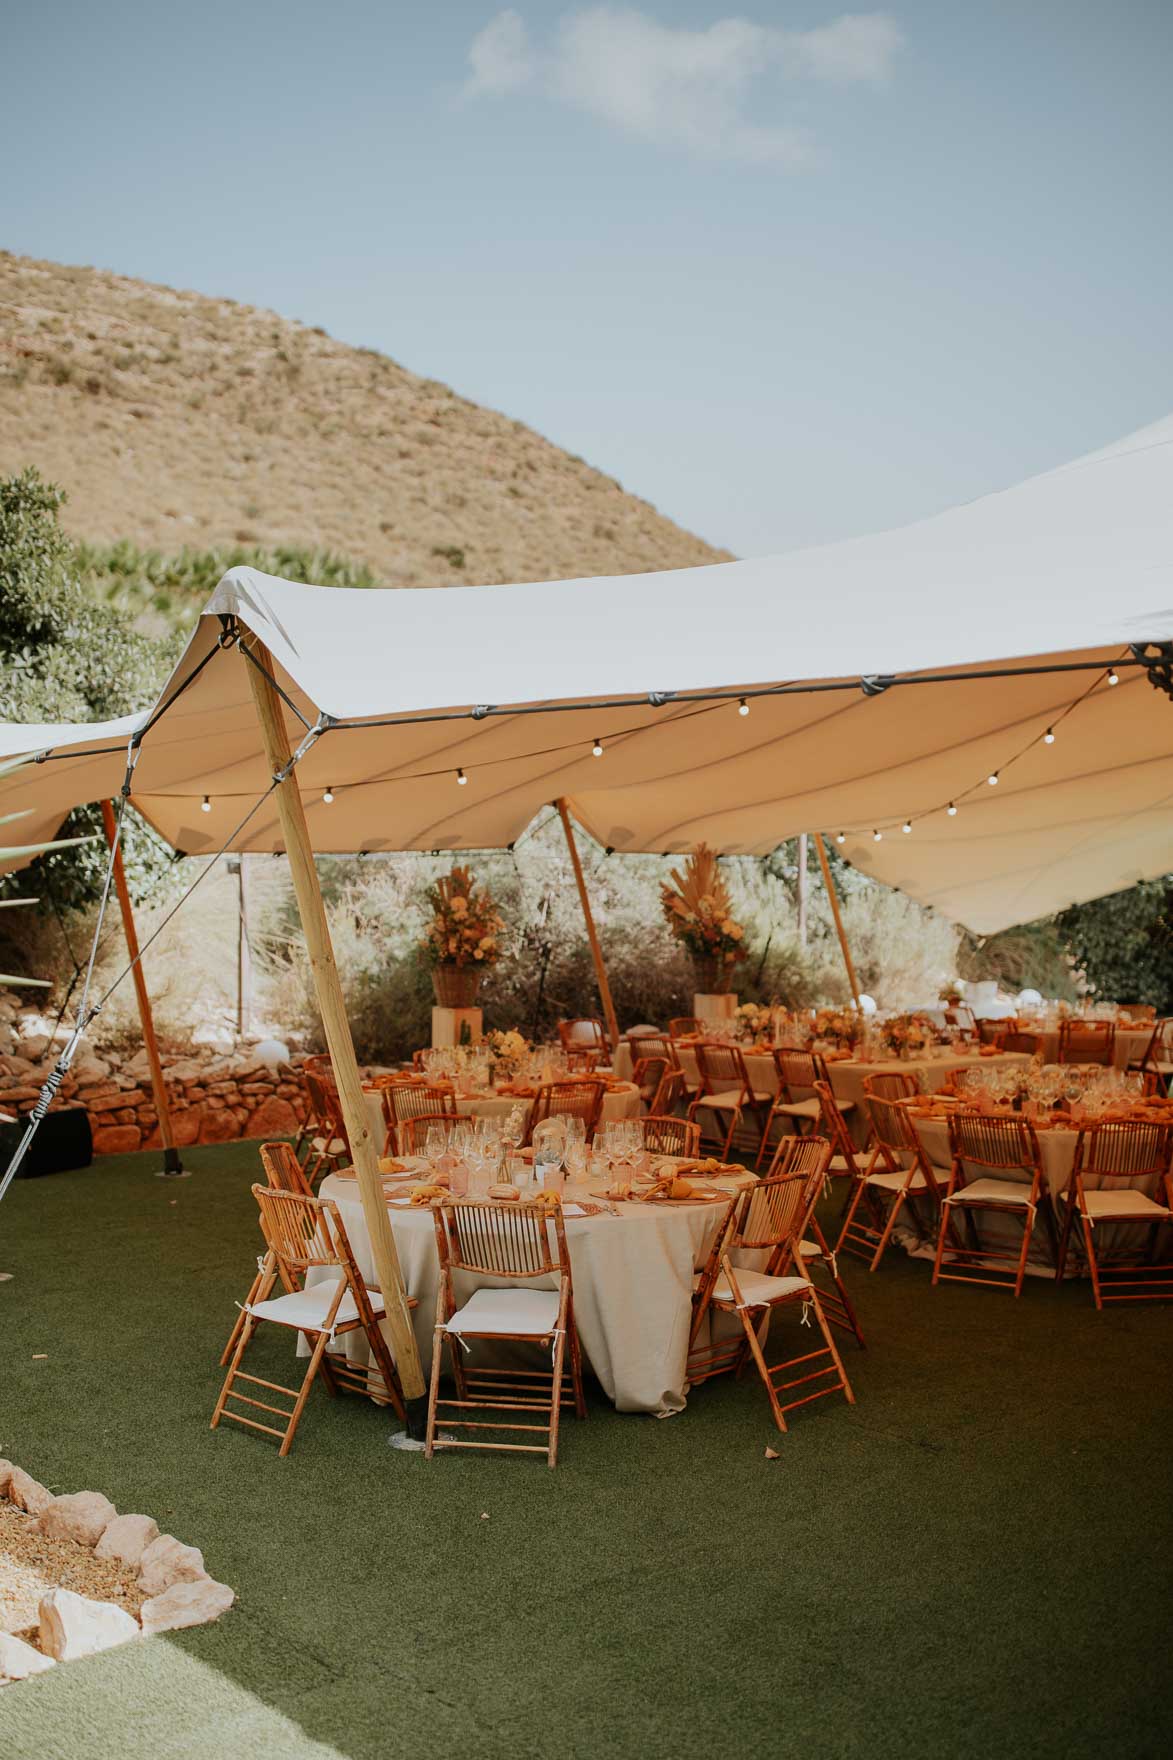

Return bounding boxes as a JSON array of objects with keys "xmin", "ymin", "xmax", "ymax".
[
  {"xmin": 94, "ymin": 1512, "xmax": 159, "ymax": 1568},
  {"xmin": 38, "ymin": 1491, "xmax": 118, "ymax": 1547},
  {"xmin": 8, "ymin": 1467, "xmax": 54, "ymax": 1516},
  {"xmin": 140, "ymin": 1577, "xmax": 234, "ymax": 1634},
  {"xmin": 199, "ymin": 1108, "xmax": 241, "ymax": 1144},
  {"xmin": 254, "ymin": 1038, "xmax": 289, "ymax": 1068},
  {"xmin": 0, "ymin": 1631, "xmax": 56, "ymax": 1681},
  {"xmin": 168, "ymin": 1109, "xmax": 203, "ymax": 1148},
  {"xmin": 138, "ymin": 1534, "xmax": 206, "ymax": 1595},
  {"xmin": 0, "ymin": 1459, "xmax": 13, "ymax": 1495},
  {"xmin": 19, "ymin": 1036, "xmax": 49, "ymax": 1059},
  {"xmin": 91, "ymin": 1125, "xmax": 142, "ymax": 1156},
  {"xmin": 39, "ymin": 1588, "xmax": 139, "ymax": 1661},
  {"xmin": 243, "ymin": 1095, "xmax": 299, "ymax": 1139},
  {"xmin": 88, "ymin": 1090, "xmax": 136, "ymax": 1114}
]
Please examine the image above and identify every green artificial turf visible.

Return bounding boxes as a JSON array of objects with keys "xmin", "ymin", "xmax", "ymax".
[{"xmin": 1, "ymin": 1144, "xmax": 1170, "ymax": 1760}]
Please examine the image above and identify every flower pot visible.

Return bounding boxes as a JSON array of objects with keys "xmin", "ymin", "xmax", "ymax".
[
  {"xmin": 692, "ymin": 956, "xmax": 735, "ymax": 995},
  {"xmin": 432, "ymin": 965, "xmax": 481, "ymax": 1007}
]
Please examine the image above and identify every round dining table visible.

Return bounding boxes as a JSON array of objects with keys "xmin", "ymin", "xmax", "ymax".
[
  {"xmin": 1014, "ymin": 1025, "xmax": 1151, "ymax": 1070},
  {"xmin": 317, "ymin": 1161, "xmax": 754, "ymax": 1416},
  {"xmin": 362, "ymin": 1081, "xmax": 641, "ymax": 1148}
]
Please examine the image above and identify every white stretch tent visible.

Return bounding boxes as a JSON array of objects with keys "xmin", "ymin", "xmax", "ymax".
[{"xmin": 2, "ymin": 412, "xmax": 1172, "ymax": 934}]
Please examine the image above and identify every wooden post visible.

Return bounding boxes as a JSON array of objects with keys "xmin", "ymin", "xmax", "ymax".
[
  {"xmin": 796, "ymin": 832, "xmax": 808, "ymax": 948},
  {"xmin": 556, "ymin": 798, "xmax": 621, "ymax": 1052},
  {"xmin": 243, "ymin": 640, "xmax": 426, "ymax": 1411},
  {"xmin": 814, "ymin": 833, "xmax": 863, "ymax": 1013},
  {"xmin": 100, "ymin": 799, "xmax": 183, "ymax": 1176},
  {"xmin": 234, "ymin": 854, "xmax": 252, "ymax": 1039}
]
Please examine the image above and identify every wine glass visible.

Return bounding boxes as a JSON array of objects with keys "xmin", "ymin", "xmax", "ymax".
[
  {"xmin": 424, "ymin": 1121, "xmax": 449, "ymax": 1165},
  {"xmin": 532, "ymin": 1118, "xmax": 566, "ymax": 1190}
]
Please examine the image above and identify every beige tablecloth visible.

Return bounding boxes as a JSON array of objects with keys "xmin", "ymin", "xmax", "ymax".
[
  {"xmin": 1016, "ymin": 1026, "xmax": 1150, "ymax": 1069},
  {"xmin": 317, "ymin": 1166, "xmax": 753, "ymax": 1416},
  {"xmin": 363, "ymin": 1082, "xmax": 640, "ymax": 1146}
]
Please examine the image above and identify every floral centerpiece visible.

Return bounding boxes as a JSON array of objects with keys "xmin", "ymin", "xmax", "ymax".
[
  {"xmin": 421, "ymin": 866, "xmax": 505, "ymax": 1006},
  {"xmin": 486, "ymin": 1027, "xmax": 530, "ymax": 1080},
  {"xmin": 879, "ymin": 1012, "xmax": 938, "ymax": 1060},
  {"xmin": 811, "ymin": 1007, "xmax": 860, "ymax": 1052},
  {"xmin": 660, "ymin": 844, "xmax": 747, "ymax": 993},
  {"xmin": 734, "ymin": 1002, "xmax": 773, "ymax": 1044}
]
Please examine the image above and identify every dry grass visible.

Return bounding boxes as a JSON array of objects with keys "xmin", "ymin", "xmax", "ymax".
[
  {"xmin": 0, "ymin": 1501, "xmax": 146, "ymax": 1642},
  {"xmin": 0, "ymin": 250, "xmax": 728, "ymax": 592}
]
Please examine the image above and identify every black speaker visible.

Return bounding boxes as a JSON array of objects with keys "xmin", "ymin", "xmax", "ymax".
[{"xmin": 0, "ymin": 1108, "xmax": 93, "ymax": 1178}]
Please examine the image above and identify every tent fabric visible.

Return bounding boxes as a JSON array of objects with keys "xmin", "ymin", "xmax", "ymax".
[{"xmin": 1, "ymin": 413, "xmax": 1172, "ymax": 936}]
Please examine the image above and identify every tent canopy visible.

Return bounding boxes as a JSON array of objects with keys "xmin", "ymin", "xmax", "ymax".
[{"xmin": 2, "ymin": 412, "xmax": 1171, "ymax": 935}]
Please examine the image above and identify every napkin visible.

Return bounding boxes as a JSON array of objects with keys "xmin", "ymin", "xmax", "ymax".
[{"xmin": 409, "ymin": 1184, "xmax": 445, "ymax": 1206}]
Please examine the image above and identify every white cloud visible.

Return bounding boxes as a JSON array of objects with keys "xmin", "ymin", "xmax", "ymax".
[{"xmin": 463, "ymin": 7, "xmax": 902, "ymax": 164}]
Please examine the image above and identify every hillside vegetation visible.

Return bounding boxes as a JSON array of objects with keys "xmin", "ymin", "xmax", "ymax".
[{"xmin": 0, "ymin": 249, "xmax": 727, "ymax": 629}]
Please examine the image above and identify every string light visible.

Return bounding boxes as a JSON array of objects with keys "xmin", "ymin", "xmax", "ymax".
[
  {"xmin": 901, "ymin": 821, "xmax": 912, "ymax": 834},
  {"xmin": 873, "ymin": 829, "xmax": 882, "ymax": 842},
  {"xmin": 1043, "ymin": 728, "xmax": 1055, "ymax": 745},
  {"xmin": 456, "ymin": 768, "xmax": 467, "ymax": 786},
  {"xmin": 987, "ymin": 772, "xmax": 999, "ymax": 786},
  {"xmin": 835, "ymin": 832, "xmax": 846, "ymax": 844},
  {"xmin": 592, "ymin": 737, "xmax": 603, "ymax": 757},
  {"xmin": 738, "ymin": 697, "xmax": 749, "ymax": 716},
  {"xmin": 200, "ymin": 796, "xmax": 211, "ymax": 813},
  {"xmin": 1107, "ymin": 669, "xmax": 1119, "ymax": 685},
  {"xmin": 947, "ymin": 802, "xmax": 957, "ymax": 816},
  {"xmin": 322, "ymin": 786, "xmax": 335, "ymax": 803}
]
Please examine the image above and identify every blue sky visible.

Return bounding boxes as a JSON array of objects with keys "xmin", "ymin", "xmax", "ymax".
[{"xmin": 4, "ymin": 1, "xmax": 1171, "ymax": 557}]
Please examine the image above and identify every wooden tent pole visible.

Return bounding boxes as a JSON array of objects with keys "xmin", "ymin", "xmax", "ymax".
[
  {"xmin": 243, "ymin": 640, "xmax": 426, "ymax": 1414},
  {"xmin": 814, "ymin": 833, "xmax": 863, "ymax": 1013},
  {"xmin": 556, "ymin": 799, "xmax": 621, "ymax": 1052},
  {"xmin": 100, "ymin": 799, "xmax": 183, "ymax": 1176}
]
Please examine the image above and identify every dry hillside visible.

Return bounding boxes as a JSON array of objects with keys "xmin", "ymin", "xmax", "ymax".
[{"xmin": 0, "ymin": 251, "xmax": 727, "ymax": 589}]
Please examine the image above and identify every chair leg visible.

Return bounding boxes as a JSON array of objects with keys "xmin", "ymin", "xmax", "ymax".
[
  {"xmin": 279, "ymin": 1328, "xmax": 332, "ymax": 1456},
  {"xmin": 424, "ymin": 1326, "xmax": 447, "ymax": 1459},
  {"xmin": 810, "ymin": 1291, "xmax": 855, "ymax": 1407},
  {"xmin": 567, "ymin": 1301, "xmax": 587, "ymax": 1420},
  {"xmin": 836, "ymin": 1179, "xmax": 868, "ymax": 1256},
  {"xmin": 754, "ymin": 1105, "xmax": 779, "ymax": 1171},
  {"xmin": 1055, "ymin": 1197, "xmax": 1076, "ymax": 1282},
  {"xmin": 1012, "ymin": 1207, "xmax": 1037, "ymax": 1299},
  {"xmin": 737, "ymin": 1306, "xmax": 788, "ymax": 1433},
  {"xmin": 868, "ymin": 1191, "xmax": 907, "ymax": 1272},
  {"xmin": 1081, "ymin": 1211, "xmax": 1103, "ymax": 1311},
  {"xmin": 548, "ymin": 1328, "xmax": 567, "ymax": 1468}
]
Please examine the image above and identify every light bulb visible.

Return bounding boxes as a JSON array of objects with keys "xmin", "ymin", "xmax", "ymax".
[
  {"xmin": 901, "ymin": 821, "xmax": 912, "ymax": 834},
  {"xmin": 947, "ymin": 802, "xmax": 958, "ymax": 816},
  {"xmin": 835, "ymin": 832, "xmax": 846, "ymax": 845},
  {"xmin": 987, "ymin": 772, "xmax": 999, "ymax": 786},
  {"xmin": 1107, "ymin": 669, "xmax": 1119, "ymax": 686},
  {"xmin": 1043, "ymin": 729, "xmax": 1055, "ymax": 745},
  {"xmin": 738, "ymin": 697, "xmax": 749, "ymax": 717},
  {"xmin": 322, "ymin": 787, "xmax": 335, "ymax": 803},
  {"xmin": 456, "ymin": 768, "xmax": 467, "ymax": 786},
  {"xmin": 592, "ymin": 737, "xmax": 603, "ymax": 757},
  {"xmin": 873, "ymin": 829, "xmax": 882, "ymax": 842},
  {"xmin": 200, "ymin": 796, "xmax": 211, "ymax": 813}
]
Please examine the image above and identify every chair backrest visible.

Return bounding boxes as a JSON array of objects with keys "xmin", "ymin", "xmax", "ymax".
[
  {"xmin": 764, "ymin": 1131, "xmax": 833, "ymax": 1185},
  {"xmin": 436, "ymin": 1199, "xmax": 568, "ymax": 1279},
  {"xmin": 566, "ymin": 1046, "xmax": 606, "ymax": 1073},
  {"xmin": 944, "ymin": 1005, "xmax": 978, "ymax": 1039},
  {"xmin": 389, "ymin": 1083, "xmax": 457, "ymax": 1127},
  {"xmin": 978, "ymin": 1018, "xmax": 1008, "ymax": 1045},
  {"xmin": 946, "ymin": 1111, "xmax": 1042, "ymax": 1183},
  {"xmin": 529, "ymin": 1080, "xmax": 604, "ymax": 1138},
  {"xmin": 669, "ymin": 1017, "xmax": 703, "ymax": 1039},
  {"xmin": 695, "ymin": 1042, "xmax": 750, "ymax": 1096},
  {"xmin": 640, "ymin": 1114, "xmax": 701, "ymax": 1157},
  {"xmin": 396, "ymin": 1112, "xmax": 463, "ymax": 1155},
  {"xmin": 1141, "ymin": 1018, "xmax": 1173, "ymax": 1069},
  {"xmin": 632, "ymin": 1055, "xmax": 668, "ymax": 1106},
  {"xmin": 863, "ymin": 1071, "xmax": 920, "ymax": 1101},
  {"xmin": 773, "ymin": 1048, "xmax": 828, "ymax": 1102},
  {"xmin": 1058, "ymin": 1019, "xmax": 1116, "ymax": 1065},
  {"xmin": 304, "ymin": 1071, "xmax": 349, "ymax": 1150},
  {"xmin": 625, "ymin": 1032, "xmax": 676, "ymax": 1065},
  {"xmin": 259, "ymin": 1141, "xmax": 314, "ymax": 1200},
  {"xmin": 651, "ymin": 1065, "xmax": 686, "ymax": 1115},
  {"xmin": 734, "ymin": 1169, "xmax": 819, "ymax": 1252},
  {"xmin": 998, "ymin": 1029, "xmax": 1042, "ymax": 1055},
  {"xmin": 253, "ymin": 1183, "xmax": 348, "ymax": 1275},
  {"xmin": 813, "ymin": 1079, "xmax": 861, "ymax": 1173},
  {"xmin": 1072, "ymin": 1119, "xmax": 1173, "ymax": 1187},
  {"xmin": 866, "ymin": 1093, "xmax": 924, "ymax": 1163},
  {"xmin": 558, "ymin": 1017, "xmax": 609, "ymax": 1054}
]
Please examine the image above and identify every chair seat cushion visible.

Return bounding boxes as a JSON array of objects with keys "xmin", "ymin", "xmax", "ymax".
[
  {"xmin": 248, "ymin": 1280, "xmax": 383, "ymax": 1333},
  {"xmin": 1077, "ymin": 1188, "xmax": 1171, "ymax": 1221},
  {"xmin": 697, "ymin": 1090, "xmax": 744, "ymax": 1111},
  {"xmin": 445, "ymin": 1287, "xmax": 561, "ymax": 1338},
  {"xmin": 712, "ymin": 1268, "xmax": 811, "ymax": 1306},
  {"xmin": 828, "ymin": 1154, "xmax": 854, "ymax": 1173},
  {"xmin": 946, "ymin": 1177, "xmax": 1034, "ymax": 1207},
  {"xmin": 772, "ymin": 1097, "xmax": 822, "ymax": 1119},
  {"xmin": 311, "ymin": 1136, "xmax": 346, "ymax": 1155},
  {"xmin": 867, "ymin": 1167, "xmax": 934, "ymax": 1194}
]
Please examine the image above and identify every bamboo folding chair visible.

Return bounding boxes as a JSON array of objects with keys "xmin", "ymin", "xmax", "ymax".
[
  {"xmin": 625, "ymin": 1032, "xmax": 677, "ymax": 1066},
  {"xmin": 301, "ymin": 1071, "xmax": 350, "ymax": 1184},
  {"xmin": 863, "ymin": 1071, "xmax": 921, "ymax": 1102},
  {"xmin": 944, "ymin": 1005, "xmax": 979, "ymax": 1041},
  {"xmin": 669, "ymin": 1017, "xmax": 704, "ymax": 1039},
  {"xmin": 558, "ymin": 1017, "xmax": 610, "ymax": 1057},
  {"xmin": 838, "ymin": 1094, "xmax": 941, "ymax": 1271},
  {"xmin": 764, "ymin": 1135, "xmax": 864, "ymax": 1346},
  {"xmin": 1058, "ymin": 1019, "xmax": 1116, "ymax": 1066},
  {"xmin": 527, "ymin": 1080, "xmax": 604, "ymax": 1142},
  {"xmin": 756, "ymin": 1049, "xmax": 853, "ymax": 1169},
  {"xmin": 382, "ymin": 1082, "xmax": 457, "ymax": 1156},
  {"xmin": 651, "ymin": 1065, "xmax": 687, "ymax": 1115},
  {"xmin": 813, "ymin": 1079, "xmax": 867, "ymax": 1213},
  {"xmin": 632, "ymin": 1054, "xmax": 669, "ymax": 1111},
  {"xmin": 1055, "ymin": 1120, "xmax": 1173, "ymax": 1308},
  {"xmin": 1131, "ymin": 1018, "xmax": 1173, "ymax": 1090},
  {"xmin": 998, "ymin": 1029, "xmax": 1043, "ymax": 1056},
  {"xmin": 687, "ymin": 1168, "xmax": 855, "ymax": 1433},
  {"xmin": 212, "ymin": 1185, "xmax": 409, "ymax": 1455},
  {"xmin": 978, "ymin": 1018, "xmax": 1010, "ymax": 1046},
  {"xmin": 566, "ymin": 1046, "xmax": 607, "ymax": 1073},
  {"xmin": 220, "ymin": 1143, "xmax": 316, "ymax": 1367},
  {"xmin": 291, "ymin": 1054, "xmax": 333, "ymax": 1159},
  {"xmin": 396, "ymin": 1112, "xmax": 463, "ymax": 1155},
  {"xmin": 687, "ymin": 1042, "xmax": 773, "ymax": 1159},
  {"xmin": 640, "ymin": 1114, "xmax": 702, "ymax": 1158},
  {"xmin": 931, "ymin": 1112, "xmax": 1054, "ymax": 1297},
  {"xmin": 425, "ymin": 1200, "xmax": 586, "ymax": 1467}
]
